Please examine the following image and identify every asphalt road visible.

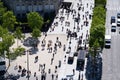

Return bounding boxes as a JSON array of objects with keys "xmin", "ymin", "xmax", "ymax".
[{"xmin": 102, "ymin": 0, "xmax": 120, "ymax": 80}]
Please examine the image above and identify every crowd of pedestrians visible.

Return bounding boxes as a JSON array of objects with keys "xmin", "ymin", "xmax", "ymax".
[{"xmin": 8, "ymin": 0, "xmax": 94, "ymax": 80}]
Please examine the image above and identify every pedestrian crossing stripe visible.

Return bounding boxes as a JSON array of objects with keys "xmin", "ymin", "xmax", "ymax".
[{"xmin": 107, "ymin": 7, "xmax": 120, "ymax": 11}]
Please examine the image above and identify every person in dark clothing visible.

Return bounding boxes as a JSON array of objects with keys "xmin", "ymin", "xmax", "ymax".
[{"xmin": 52, "ymin": 74, "xmax": 54, "ymax": 80}]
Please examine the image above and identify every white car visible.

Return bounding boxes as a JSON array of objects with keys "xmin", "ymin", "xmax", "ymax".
[
  {"xmin": 111, "ymin": 23, "xmax": 116, "ymax": 32},
  {"xmin": 117, "ymin": 19, "xmax": 120, "ymax": 26}
]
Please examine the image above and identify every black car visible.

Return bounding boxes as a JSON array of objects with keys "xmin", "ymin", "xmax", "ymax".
[
  {"xmin": 111, "ymin": 16, "xmax": 115, "ymax": 24},
  {"xmin": 117, "ymin": 13, "xmax": 120, "ymax": 18}
]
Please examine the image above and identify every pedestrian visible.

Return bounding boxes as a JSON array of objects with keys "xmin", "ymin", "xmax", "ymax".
[
  {"xmin": 39, "ymin": 64, "xmax": 41, "ymax": 71},
  {"xmin": 36, "ymin": 76, "xmax": 38, "ymax": 80},
  {"xmin": 83, "ymin": 15, "xmax": 84, "ymax": 20},
  {"xmin": 53, "ymin": 53, "xmax": 54, "ymax": 58},
  {"xmin": 73, "ymin": 69, "xmax": 75, "ymax": 75},
  {"xmin": 51, "ymin": 47, "xmax": 53, "ymax": 53},
  {"xmin": 63, "ymin": 44, "xmax": 66, "ymax": 51},
  {"xmin": 56, "ymin": 74, "xmax": 58, "ymax": 80},
  {"xmin": 56, "ymin": 37, "xmax": 59, "ymax": 42},
  {"xmin": 87, "ymin": 3, "xmax": 88, "ymax": 8},
  {"xmin": 62, "ymin": 26, "xmax": 64, "ymax": 31},
  {"xmin": 43, "ymin": 64, "xmax": 45, "ymax": 69},
  {"xmin": 34, "ymin": 72, "xmax": 36, "ymax": 77},
  {"xmin": 52, "ymin": 74, "xmax": 54, "ymax": 80},
  {"xmin": 51, "ymin": 58, "xmax": 54, "ymax": 65},
  {"xmin": 82, "ymin": 7, "xmax": 84, "ymax": 12},
  {"xmin": 48, "ymin": 69, "xmax": 51, "ymax": 74}
]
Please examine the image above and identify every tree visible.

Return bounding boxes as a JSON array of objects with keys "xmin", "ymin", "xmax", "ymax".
[
  {"xmin": 0, "ymin": 26, "xmax": 14, "ymax": 66},
  {"xmin": 91, "ymin": 17, "xmax": 104, "ymax": 28},
  {"xmin": 0, "ymin": 26, "xmax": 9, "ymax": 56},
  {"xmin": 95, "ymin": 0, "xmax": 106, "ymax": 6},
  {"xmin": 31, "ymin": 28, "xmax": 41, "ymax": 39},
  {"xmin": 0, "ymin": 1, "xmax": 7, "ymax": 24},
  {"xmin": 27, "ymin": 12, "xmax": 44, "ymax": 30},
  {"xmin": 9, "ymin": 46, "xmax": 25, "ymax": 60},
  {"xmin": 14, "ymin": 27, "xmax": 24, "ymax": 47},
  {"xmin": 89, "ymin": 24, "xmax": 105, "ymax": 49},
  {"xmin": 31, "ymin": 28, "xmax": 41, "ymax": 49},
  {"xmin": 2, "ymin": 11, "xmax": 16, "ymax": 31},
  {"xmin": 93, "ymin": 6, "xmax": 106, "ymax": 22},
  {"xmin": 89, "ymin": 39, "xmax": 100, "ymax": 78}
]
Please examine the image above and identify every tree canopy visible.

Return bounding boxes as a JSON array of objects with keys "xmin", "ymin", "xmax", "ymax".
[
  {"xmin": 31, "ymin": 28, "xmax": 41, "ymax": 39},
  {"xmin": 0, "ymin": 26, "xmax": 14, "ymax": 56},
  {"xmin": 27, "ymin": 12, "xmax": 44, "ymax": 30},
  {"xmin": 89, "ymin": 24, "xmax": 105, "ymax": 48},
  {"xmin": 2, "ymin": 11, "xmax": 16, "ymax": 31}
]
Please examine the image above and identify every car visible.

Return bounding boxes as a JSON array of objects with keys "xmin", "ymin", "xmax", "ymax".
[
  {"xmin": 119, "ymin": 28, "xmax": 120, "ymax": 34},
  {"xmin": 111, "ymin": 16, "xmax": 115, "ymax": 24},
  {"xmin": 67, "ymin": 52, "xmax": 74, "ymax": 64},
  {"xmin": 117, "ymin": 19, "xmax": 120, "ymax": 26},
  {"xmin": 111, "ymin": 23, "xmax": 116, "ymax": 32},
  {"xmin": 117, "ymin": 13, "xmax": 120, "ymax": 18}
]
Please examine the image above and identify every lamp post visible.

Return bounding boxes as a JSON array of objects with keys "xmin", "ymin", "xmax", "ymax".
[{"xmin": 26, "ymin": 50, "xmax": 30, "ymax": 80}]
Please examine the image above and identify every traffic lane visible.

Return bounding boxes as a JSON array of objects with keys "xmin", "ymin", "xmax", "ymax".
[
  {"xmin": 102, "ymin": 47, "xmax": 113, "ymax": 80},
  {"xmin": 112, "ymin": 35, "xmax": 120, "ymax": 80},
  {"xmin": 102, "ymin": 35, "xmax": 120, "ymax": 80}
]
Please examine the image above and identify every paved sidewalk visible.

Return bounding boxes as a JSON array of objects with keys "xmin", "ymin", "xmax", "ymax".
[{"xmin": 5, "ymin": 0, "xmax": 94, "ymax": 80}]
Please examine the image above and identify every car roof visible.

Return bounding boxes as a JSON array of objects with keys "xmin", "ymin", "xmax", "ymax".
[
  {"xmin": 112, "ymin": 23, "xmax": 116, "ymax": 26},
  {"xmin": 117, "ymin": 13, "xmax": 120, "ymax": 15},
  {"xmin": 117, "ymin": 19, "xmax": 120, "ymax": 21},
  {"xmin": 77, "ymin": 50, "xmax": 85, "ymax": 60},
  {"xmin": 111, "ymin": 16, "xmax": 115, "ymax": 19},
  {"xmin": 105, "ymin": 35, "xmax": 111, "ymax": 39}
]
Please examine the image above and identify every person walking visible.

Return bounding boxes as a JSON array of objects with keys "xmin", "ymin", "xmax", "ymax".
[
  {"xmin": 73, "ymin": 69, "xmax": 75, "ymax": 75},
  {"xmin": 36, "ymin": 76, "xmax": 38, "ymax": 80},
  {"xmin": 52, "ymin": 74, "xmax": 54, "ymax": 80}
]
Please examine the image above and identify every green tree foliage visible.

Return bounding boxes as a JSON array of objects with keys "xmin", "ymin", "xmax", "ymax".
[
  {"xmin": 91, "ymin": 17, "xmax": 104, "ymax": 27},
  {"xmin": 95, "ymin": 0, "xmax": 106, "ymax": 6},
  {"xmin": 9, "ymin": 46, "xmax": 25, "ymax": 60},
  {"xmin": 27, "ymin": 12, "xmax": 44, "ymax": 30},
  {"xmin": 89, "ymin": 24, "xmax": 105, "ymax": 48},
  {"xmin": 93, "ymin": 6, "xmax": 106, "ymax": 21},
  {"xmin": 14, "ymin": 27, "xmax": 24, "ymax": 47},
  {"xmin": 2, "ymin": 11, "xmax": 16, "ymax": 31},
  {"xmin": 89, "ymin": 1, "xmax": 106, "ymax": 49},
  {"xmin": 0, "ymin": 26, "xmax": 14, "ymax": 56},
  {"xmin": 31, "ymin": 28, "xmax": 41, "ymax": 49},
  {"xmin": 31, "ymin": 28, "xmax": 41, "ymax": 39},
  {"xmin": 0, "ymin": 1, "xmax": 7, "ymax": 24}
]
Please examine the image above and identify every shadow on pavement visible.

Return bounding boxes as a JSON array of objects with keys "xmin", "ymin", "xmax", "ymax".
[{"xmin": 85, "ymin": 53, "xmax": 102, "ymax": 80}]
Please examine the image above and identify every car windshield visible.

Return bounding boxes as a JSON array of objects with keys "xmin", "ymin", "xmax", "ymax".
[
  {"xmin": 105, "ymin": 41, "xmax": 111, "ymax": 43},
  {"xmin": 117, "ymin": 14, "xmax": 120, "ymax": 18},
  {"xmin": 117, "ymin": 21, "xmax": 120, "ymax": 23},
  {"xmin": 112, "ymin": 26, "xmax": 116, "ymax": 28}
]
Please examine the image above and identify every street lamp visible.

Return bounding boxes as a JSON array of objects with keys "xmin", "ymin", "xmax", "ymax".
[{"xmin": 26, "ymin": 50, "xmax": 30, "ymax": 80}]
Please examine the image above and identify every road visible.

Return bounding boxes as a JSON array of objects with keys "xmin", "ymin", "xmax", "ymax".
[{"xmin": 102, "ymin": 0, "xmax": 120, "ymax": 80}]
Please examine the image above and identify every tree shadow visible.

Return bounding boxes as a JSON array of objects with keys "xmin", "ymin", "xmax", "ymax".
[
  {"xmin": 29, "ymin": 47, "xmax": 38, "ymax": 55},
  {"xmin": 85, "ymin": 54, "xmax": 102, "ymax": 80},
  {"xmin": 23, "ymin": 37, "xmax": 40, "ymax": 47}
]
